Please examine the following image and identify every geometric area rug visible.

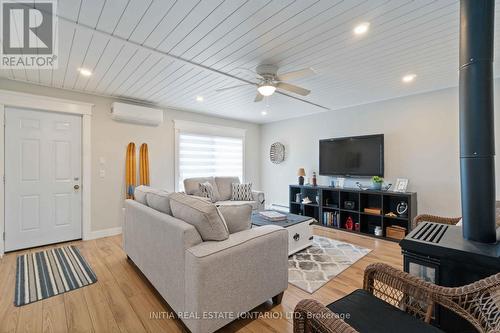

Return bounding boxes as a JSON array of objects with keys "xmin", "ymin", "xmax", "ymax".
[
  {"xmin": 288, "ymin": 236, "xmax": 371, "ymax": 294},
  {"xmin": 14, "ymin": 245, "xmax": 97, "ymax": 306}
]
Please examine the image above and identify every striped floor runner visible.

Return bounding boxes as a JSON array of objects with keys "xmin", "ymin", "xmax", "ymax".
[{"xmin": 14, "ymin": 246, "xmax": 97, "ymax": 306}]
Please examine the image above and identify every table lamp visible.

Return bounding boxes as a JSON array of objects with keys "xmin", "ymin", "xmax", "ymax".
[{"xmin": 297, "ymin": 168, "xmax": 306, "ymax": 185}]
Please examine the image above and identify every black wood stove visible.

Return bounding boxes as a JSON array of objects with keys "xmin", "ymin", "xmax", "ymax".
[
  {"xmin": 400, "ymin": 1, "xmax": 500, "ymax": 332},
  {"xmin": 400, "ymin": 224, "xmax": 500, "ymax": 332}
]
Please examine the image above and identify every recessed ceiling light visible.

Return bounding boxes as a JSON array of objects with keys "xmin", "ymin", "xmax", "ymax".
[
  {"xmin": 196, "ymin": 96, "xmax": 204, "ymax": 102},
  {"xmin": 261, "ymin": 110, "xmax": 267, "ymax": 116},
  {"xmin": 402, "ymin": 74, "xmax": 417, "ymax": 83},
  {"xmin": 353, "ymin": 22, "xmax": 370, "ymax": 35},
  {"xmin": 77, "ymin": 68, "xmax": 92, "ymax": 77}
]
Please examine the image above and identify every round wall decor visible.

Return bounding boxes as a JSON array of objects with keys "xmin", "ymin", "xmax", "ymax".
[{"xmin": 270, "ymin": 142, "xmax": 285, "ymax": 164}]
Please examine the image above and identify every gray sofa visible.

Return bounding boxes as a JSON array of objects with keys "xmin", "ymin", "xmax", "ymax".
[
  {"xmin": 123, "ymin": 189, "xmax": 288, "ymax": 333},
  {"xmin": 183, "ymin": 176, "xmax": 265, "ymax": 211}
]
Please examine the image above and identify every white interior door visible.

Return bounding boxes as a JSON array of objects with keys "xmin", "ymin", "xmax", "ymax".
[{"xmin": 5, "ymin": 107, "xmax": 82, "ymax": 251}]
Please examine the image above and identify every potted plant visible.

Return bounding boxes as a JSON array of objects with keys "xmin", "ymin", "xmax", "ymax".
[{"xmin": 372, "ymin": 176, "xmax": 384, "ymax": 190}]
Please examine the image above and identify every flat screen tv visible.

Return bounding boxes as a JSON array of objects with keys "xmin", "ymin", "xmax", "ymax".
[{"xmin": 319, "ymin": 134, "xmax": 384, "ymax": 177}]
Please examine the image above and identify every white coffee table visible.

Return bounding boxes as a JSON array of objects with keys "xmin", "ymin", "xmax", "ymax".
[{"xmin": 251, "ymin": 211, "xmax": 314, "ymax": 255}]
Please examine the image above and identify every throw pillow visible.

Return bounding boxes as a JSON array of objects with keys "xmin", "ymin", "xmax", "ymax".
[
  {"xmin": 199, "ymin": 182, "xmax": 216, "ymax": 203},
  {"xmin": 134, "ymin": 185, "xmax": 151, "ymax": 205},
  {"xmin": 217, "ymin": 204, "xmax": 252, "ymax": 234},
  {"xmin": 183, "ymin": 177, "xmax": 221, "ymax": 201},
  {"xmin": 145, "ymin": 189, "xmax": 172, "ymax": 215},
  {"xmin": 231, "ymin": 183, "xmax": 253, "ymax": 201},
  {"xmin": 169, "ymin": 193, "xmax": 229, "ymax": 241}
]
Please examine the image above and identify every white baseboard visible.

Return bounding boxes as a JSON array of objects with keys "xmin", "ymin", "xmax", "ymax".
[{"xmin": 86, "ymin": 226, "xmax": 122, "ymax": 240}]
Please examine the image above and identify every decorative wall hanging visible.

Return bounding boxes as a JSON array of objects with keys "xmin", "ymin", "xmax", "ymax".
[{"xmin": 269, "ymin": 142, "xmax": 285, "ymax": 164}]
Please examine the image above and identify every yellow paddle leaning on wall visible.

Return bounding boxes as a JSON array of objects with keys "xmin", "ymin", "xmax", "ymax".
[
  {"xmin": 139, "ymin": 143, "xmax": 150, "ymax": 186},
  {"xmin": 125, "ymin": 142, "xmax": 136, "ymax": 199}
]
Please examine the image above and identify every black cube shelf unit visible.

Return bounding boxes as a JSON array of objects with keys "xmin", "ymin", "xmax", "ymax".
[{"xmin": 289, "ymin": 184, "xmax": 417, "ymax": 241}]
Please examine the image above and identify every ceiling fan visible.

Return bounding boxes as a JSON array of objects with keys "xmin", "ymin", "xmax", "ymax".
[{"xmin": 216, "ymin": 64, "xmax": 316, "ymax": 102}]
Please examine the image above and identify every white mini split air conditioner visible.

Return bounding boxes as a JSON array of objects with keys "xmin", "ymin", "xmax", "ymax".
[{"xmin": 111, "ymin": 102, "xmax": 164, "ymax": 126}]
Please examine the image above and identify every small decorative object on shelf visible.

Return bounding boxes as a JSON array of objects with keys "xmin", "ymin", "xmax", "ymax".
[
  {"xmin": 374, "ymin": 226, "xmax": 383, "ymax": 236},
  {"xmin": 394, "ymin": 178, "xmax": 409, "ymax": 192},
  {"xmin": 386, "ymin": 225, "xmax": 406, "ymax": 240},
  {"xmin": 297, "ymin": 168, "xmax": 305, "ymax": 185},
  {"xmin": 364, "ymin": 207, "xmax": 381, "ymax": 215},
  {"xmin": 355, "ymin": 181, "xmax": 368, "ymax": 190},
  {"xmin": 344, "ymin": 200, "xmax": 355, "ymax": 210},
  {"xmin": 345, "ymin": 216, "xmax": 354, "ymax": 230},
  {"xmin": 334, "ymin": 177, "xmax": 345, "ymax": 188},
  {"xmin": 354, "ymin": 221, "xmax": 361, "ymax": 231},
  {"xmin": 382, "ymin": 183, "xmax": 392, "ymax": 191},
  {"xmin": 302, "ymin": 196, "xmax": 312, "ymax": 204},
  {"xmin": 312, "ymin": 172, "xmax": 317, "ymax": 186},
  {"xmin": 295, "ymin": 193, "xmax": 302, "ymax": 203},
  {"xmin": 385, "ymin": 212, "xmax": 397, "ymax": 218},
  {"xmin": 371, "ymin": 176, "xmax": 383, "ymax": 190},
  {"xmin": 396, "ymin": 201, "xmax": 408, "ymax": 217},
  {"xmin": 269, "ymin": 142, "xmax": 285, "ymax": 164},
  {"xmin": 315, "ymin": 195, "xmax": 320, "ymax": 204}
]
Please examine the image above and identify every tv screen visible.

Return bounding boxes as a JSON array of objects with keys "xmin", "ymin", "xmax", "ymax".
[{"xmin": 319, "ymin": 134, "xmax": 384, "ymax": 176}]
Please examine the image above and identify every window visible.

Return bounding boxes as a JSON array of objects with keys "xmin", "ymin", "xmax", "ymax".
[{"xmin": 174, "ymin": 121, "xmax": 245, "ymax": 191}]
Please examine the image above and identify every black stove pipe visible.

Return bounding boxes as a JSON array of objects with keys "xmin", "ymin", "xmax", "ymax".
[{"xmin": 459, "ymin": 0, "xmax": 497, "ymax": 243}]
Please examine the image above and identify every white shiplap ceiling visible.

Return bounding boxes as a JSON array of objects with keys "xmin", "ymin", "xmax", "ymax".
[{"xmin": 1, "ymin": 0, "xmax": 500, "ymax": 123}]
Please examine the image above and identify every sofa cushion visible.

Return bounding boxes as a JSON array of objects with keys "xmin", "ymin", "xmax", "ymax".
[
  {"xmin": 215, "ymin": 177, "xmax": 240, "ymax": 201},
  {"xmin": 170, "ymin": 193, "xmax": 229, "ymax": 241},
  {"xmin": 217, "ymin": 200, "xmax": 258, "ymax": 211},
  {"xmin": 327, "ymin": 289, "xmax": 444, "ymax": 333},
  {"xmin": 146, "ymin": 189, "xmax": 172, "ymax": 215},
  {"xmin": 231, "ymin": 183, "xmax": 253, "ymax": 201},
  {"xmin": 184, "ymin": 177, "xmax": 220, "ymax": 201},
  {"xmin": 134, "ymin": 185, "xmax": 151, "ymax": 205},
  {"xmin": 199, "ymin": 182, "xmax": 217, "ymax": 203},
  {"xmin": 217, "ymin": 204, "xmax": 252, "ymax": 234}
]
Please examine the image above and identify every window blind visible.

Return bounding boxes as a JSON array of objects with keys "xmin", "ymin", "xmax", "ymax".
[{"xmin": 177, "ymin": 132, "xmax": 243, "ymax": 191}]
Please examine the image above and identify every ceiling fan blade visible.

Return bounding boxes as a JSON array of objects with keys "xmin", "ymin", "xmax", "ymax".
[
  {"xmin": 277, "ymin": 82, "xmax": 310, "ymax": 96},
  {"xmin": 277, "ymin": 67, "xmax": 315, "ymax": 81},
  {"xmin": 275, "ymin": 90, "xmax": 330, "ymax": 110},
  {"xmin": 254, "ymin": 93, "xmax": 264, "ymax": 102},
  {"xmin": 216, "ymin": 83, "xmax": 252, "ymax": 92}
]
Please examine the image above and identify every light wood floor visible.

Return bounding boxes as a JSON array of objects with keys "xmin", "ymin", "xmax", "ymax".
[{"xmin": 0, "ymin": 226, "xmax": 403, "ymax": 333}]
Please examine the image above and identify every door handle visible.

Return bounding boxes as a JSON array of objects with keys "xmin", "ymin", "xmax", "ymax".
[{"xmin": 74, "ymin": 184, "xmax": 80, "ymax": 190}]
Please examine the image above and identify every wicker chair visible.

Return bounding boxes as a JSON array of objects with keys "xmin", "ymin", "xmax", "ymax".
[
  {"xmin": 412, "ymin": 214, "xmax": 462, "ymax": 230},
  {"xmin": 293, "ymin": 263, "xmax": 500, "ymax": 333}
]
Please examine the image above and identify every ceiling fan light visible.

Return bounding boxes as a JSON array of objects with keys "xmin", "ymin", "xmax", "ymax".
[{"xmin": 257, "ymin": 84, "xmax": 276, "ymax": 96}]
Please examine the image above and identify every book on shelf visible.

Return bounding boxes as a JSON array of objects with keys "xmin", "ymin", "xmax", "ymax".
[
  {"xmin": 258, "ymin": 211, "xmax": 287, "ymax": 221},
  {"xmin": 322, "ymin": 211, "xmax": 340, "ymax": 227}
]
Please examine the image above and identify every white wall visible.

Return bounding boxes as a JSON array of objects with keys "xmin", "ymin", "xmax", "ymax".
[
  {"xmin": 261, "ymin": 84, "xmax": 500, "ymax": 217},
  {"xmin": 0, "ymin": 78, "xmax": 261, "ymax": 233}
]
